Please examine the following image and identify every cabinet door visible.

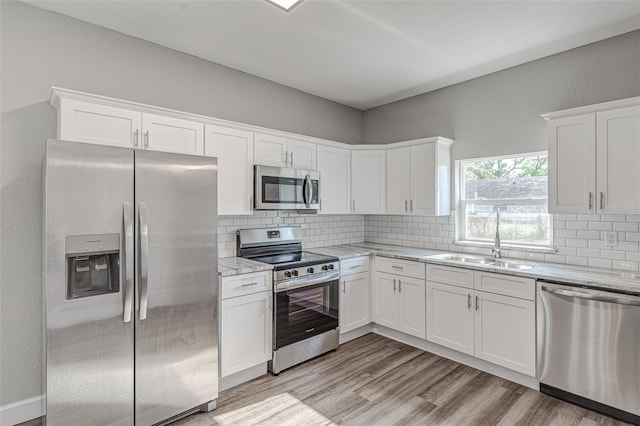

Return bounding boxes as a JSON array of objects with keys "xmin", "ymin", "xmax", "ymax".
[
  {"xmin": 386, "ymin": 147, "xmax": 412, "ymax": 214},
  {"xmin": 142, "ymin": 113, "xmax": 204, "ymax": 155},
  {"xmin": 204, "ymin": 125, "xmax": 254, "ymax": 215},
  {"xmin": 548, "ymin": 114, "xmax": 596, "ymax": 213},
  {"xmin": 220, "ymin": 291, "xmax": 272, "ymax": 377},
  {"xmin": 58, "ymin": 98, "xmax": 141, "ymax": 148},
  {"xmin": 288, "ymin": 139, "xmax": 317, "ymax": 170},
  {"xmin": 474, "ymin": 291, "xmax": 535, "ymax": 376},
  {"xmin": 410, "ymin": 143, "xmax": 436, "ymax": 215},
  {"xmin": 254, "ymin": 133, "xmax": 288, "ymax": 167},
  {"xmin": 397, "ymin": 276, "xmax": 426, "ymax": 339},
  {"xmin": 317, "ymin": 145, "xmax": 350, "ymax": 214},
  {"xmin": 351, "ymin": 150, "xmax": 386, "ymax": 214},
  {"xmin": 339, "ymin": 271, "xmax": 370, "ymax": 333},
  {"xmin": 426, "ymin": 281, "xmax": 473, "ymax": 355},
  {"xmin": 596, "ymin": 105, "xmax": 640, "ymax": 213},
  {"xmin": 374, "ymin": 272, "xmax": 399, "ymax": 330}
]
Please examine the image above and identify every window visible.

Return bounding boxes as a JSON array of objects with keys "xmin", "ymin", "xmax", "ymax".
[{"xmin": 456, "ymin": 152, "xmax": 552, "ymax": 249}]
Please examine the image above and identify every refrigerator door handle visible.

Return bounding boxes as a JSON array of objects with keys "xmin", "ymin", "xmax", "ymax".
[
  {"xmin": 123, "ymin": 202, "xmax": 134, "ymax": 323},
  {"xmin": 139, "ymin": 202, "xmax": 150, "ymax": 320}
]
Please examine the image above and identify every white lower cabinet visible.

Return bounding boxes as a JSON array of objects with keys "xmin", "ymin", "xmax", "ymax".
[
  {"xmin": 339, "ymin": 271, "xmax": 370, "ymax": 333},
  {"xmin": 374, "ymin": 266, "xmax": 426, "ymax": 339},
  {"xmin": 220, "ymin": 272, "xmax": 272, "ymax": 378},
  {"xmin": 424, "ymin": 264, "xmax": 536, "ymax": 377},
  {"xmin": 426, "ymin": 281, "xmax": 474, "ymax": 355},
  {"xmin": 474, "ymin": 290, "xmax": 535, "ymax": 376}
]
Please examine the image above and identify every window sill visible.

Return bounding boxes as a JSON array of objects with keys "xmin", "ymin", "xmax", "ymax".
[{"xmin": 453, "ymin": 240, "xmax": 557, "ymax": 254}]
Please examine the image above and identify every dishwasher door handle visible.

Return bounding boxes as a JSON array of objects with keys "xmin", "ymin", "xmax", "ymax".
[{"xmin": 540, "ymin": 284, "xmax": 640, "ymax": 306}]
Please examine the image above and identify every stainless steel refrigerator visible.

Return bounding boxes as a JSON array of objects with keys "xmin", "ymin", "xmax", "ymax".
[{"xmin": 43, "ymin": 140, "xmax": 218, "ymax": 425}]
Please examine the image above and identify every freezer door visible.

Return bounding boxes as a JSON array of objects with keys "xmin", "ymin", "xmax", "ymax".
[
  {"xmin": 134, "ymin": 150, "xmax": 218, "ymax": 425},
  {"xmin": 44, "ymin": 140, "xmax": 134, "ymax": 425}
]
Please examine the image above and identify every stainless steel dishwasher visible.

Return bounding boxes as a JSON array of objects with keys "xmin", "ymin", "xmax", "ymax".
[{"xmin": 537, "ymin": 281, "xmax": 640, "ymax": 424}]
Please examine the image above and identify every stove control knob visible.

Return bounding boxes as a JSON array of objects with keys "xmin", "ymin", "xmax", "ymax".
[
  {"xmin": 307, "ymin": 267, "xmax": 314, "ymax": 273},
  {"xmin": 284, "ymin": 271, "xmax": 292, "ymax": 278},
  {"xmin": 328, "ymin": 264, "xmax": 334, "ymax": 270},
  {"xmin": 292, "ymin": 270, "xmax": 299, "ymax": 277},
  {"xmin": 321, "ymin": 265, "xmax": 328, "ymax": 271}
]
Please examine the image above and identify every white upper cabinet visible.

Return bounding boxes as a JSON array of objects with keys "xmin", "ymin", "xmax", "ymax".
[
  {"xmin": 58, "ymin": 98, "xmax": 142, "ymax": 148},
  {"xmin": 351, "ymin": 150, "xmax": 386, "ymax": 214},
  {"xmin": 545, "ymin": 97, "xmax": 640, "ymax": 214},
  {"xmin": 386, "ymin": 138, "xmax": 452, "ymax": 216},
  {"xmin": 54, "ymin": 94, "xmax": 204, "ymax": 155},
  {"xmin": 254, "ymin": 133, "xmax": 289, "ymax": 167},
  {"xmin": 317, "ymin": 145, "xmax": 351, "ymax": 214},
  {"xmin": 254, "ymin": 133, "xmax": 317, "ymax": 170},
  {"xmin": 204, "ymin": 125, "xmax": 254, "ymax": 216},
  {"xmin": 141, "ymin": 113, "xmax": 204, "ymax": 155}
]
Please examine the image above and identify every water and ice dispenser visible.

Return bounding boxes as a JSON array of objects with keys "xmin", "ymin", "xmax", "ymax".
[{"xmin": 65, "ymin": 234, "xmax": 120, "ymax": 299}]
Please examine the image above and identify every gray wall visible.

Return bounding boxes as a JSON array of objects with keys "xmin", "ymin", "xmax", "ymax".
[
  {"xmin": 362, "ymin": 30, "xmax": 640, "ymax": 161},
  {"xmin": 0, "ymin": 1, "xmax": 362, "ymax": 406}
]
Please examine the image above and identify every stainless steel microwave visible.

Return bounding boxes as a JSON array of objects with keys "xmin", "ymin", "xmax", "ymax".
[{"xmin": 254, "ymin": 165, "xmax": 319, "ymax": 210}]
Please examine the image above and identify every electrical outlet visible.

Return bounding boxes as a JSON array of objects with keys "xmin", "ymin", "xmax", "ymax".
[
  {"xmin": 605, "ymin": 231, "xmax": 618, "ymax": 247},
  {"xmin": 436, "ymin": 224, "xmax": 443, "ymax": 237}
]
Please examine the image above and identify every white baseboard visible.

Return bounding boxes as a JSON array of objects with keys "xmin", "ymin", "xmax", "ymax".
[
  {"xmin": 339, "ymin": 325, "xmax": 374, "ymax": 345},
  {"xmin": 219, "ymin": 363, "xmax": 268, "ymax": 392},
  {"xmin": 0, "ymin": 395, "xmax": 44, "ymax": 426}
]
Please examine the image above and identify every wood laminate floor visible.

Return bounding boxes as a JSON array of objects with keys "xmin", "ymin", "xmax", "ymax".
[{"xmin": 175, "ymin": 333, "xmax": 627, "ymax": 426}]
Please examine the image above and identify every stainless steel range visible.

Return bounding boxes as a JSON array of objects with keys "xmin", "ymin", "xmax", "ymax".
[{"xmin": 237, "ymin": 227, "xmax": 339, "ymax": 374}]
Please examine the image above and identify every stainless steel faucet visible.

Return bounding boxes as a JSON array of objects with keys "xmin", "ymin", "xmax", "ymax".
[{"xmin": 493, "ymin": 207, "xmax": 501, "ymax": 259}]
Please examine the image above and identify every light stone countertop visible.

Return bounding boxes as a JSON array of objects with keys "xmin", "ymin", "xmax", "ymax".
[
  {"xmin": 217, "ymin": 243, "xmax": 640, "ymax": 294},
  {"xmin": 218, "ymin": 257, "xmax": 273, "ymax": 277},
  {"xmin": 307, "ymin": 243, "xmax": 640, "ymax": 295}
]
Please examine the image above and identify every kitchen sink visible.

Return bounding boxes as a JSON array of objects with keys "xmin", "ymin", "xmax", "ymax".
[
  {"xmin": 430, "ymin": 253, "xmax": 494, "ymax": 264},
  {"xmin": 492, "ymin": 260, "xmax": 535, "ymax": 270}
]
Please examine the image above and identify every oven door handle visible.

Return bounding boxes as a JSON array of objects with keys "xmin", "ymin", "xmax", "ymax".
[{"xmin": 275, "ymin": 271, "xmax": 340, "ymax": 292}]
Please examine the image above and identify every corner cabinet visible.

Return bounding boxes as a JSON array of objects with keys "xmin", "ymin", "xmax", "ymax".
[
  {"xmin": 545, "ymin": 97, "xmax": 640, "ymax": 214},
  {"xmin": 204, "ymin": 125, "xmax": 254, "ymax": 216},
  {"xmin": 386, "ymin": 138, "xmax": 453, "ymax": 216},
  {"xmin": 351, "ymin": 149, "xmax": 386, "ymax": 214},
  {"xmin": 317, "ymin": 145, "xmax": 351, "ymax": 214},
  {"xmin": 54, "ymin": 96, "xmax": 204, "ymax": 155}
]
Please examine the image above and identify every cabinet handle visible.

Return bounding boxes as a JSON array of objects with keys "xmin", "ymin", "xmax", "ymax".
[
  {"xmin": 242, "ymin": 282, "xmax": 259, "ymax": 287},
  {"xmin": 319, "ymin": 198, "xmax": 322, "ymax": 210},
  {"xmin": 342, "ymin": 280, "xmax": 346, "ymax": 293},
  {"xmin": 290, "ymin": 151, "xmax": 294, "ymax": 165},
  {"xmin": 467, "ymin": 294, "xmax": 471, "ymax": 310},
  {"xmin": 144, "ymin": 130, "xmax": 149, "ymax": 148},
  {"xmin": 405, "ymin": 200, "xmax": 408, "ymax": 212},
  {"xmin": 352, "ymin": 200, "xmax": 355, "ymax": 212},
  {"xmin": 398, "ymin": 279, "xmax": 402, "ymax": 292},
  {"xmin": 600, "ymin": 192, "xmax": 604, "ymax": 210},
  {"xmin": 588, "ymin": 192, "xmax": 593, "ymax": 210},
  {"xmin": 391, "ymin": 265, "xmax": 404, "ymax": 270},
  {"xmin": 393, "ymin": 278, "xmax": 396, "ymax": 292},
  {"xmin": 410, "ymin": 200, "xmax": 413, "ymax": 212},
  {"xmin": 348, "ymin": 264, "xmax": 361, "ymax": 270},
  {"xmin": 133, "ymin": 129, "xmax": 139, "ymax": 147},
  {"xmin": 475, "ymin": 295, "xmax": 479, "ymax": 311}
]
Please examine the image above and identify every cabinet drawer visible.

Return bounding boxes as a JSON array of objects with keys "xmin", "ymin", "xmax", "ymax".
[
  {"xmin": 341, "ymin": 256, "xmax": 369, "ymax": 276},
  {"xmin": 221, "ymin": 272, "xmax": 272, "ymax": 299},
  {"xmin": 426, "ymin": 264, "xmax": 474, "ymax": 289},
  {"xmin": 474, "ymin": 271, "xmax": 535, "ymax": 301},
  {"xmin": 376, "ymin": 257, "xmax": 425, "ymax": 279}
]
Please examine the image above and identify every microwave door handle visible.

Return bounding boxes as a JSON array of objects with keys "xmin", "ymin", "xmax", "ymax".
[{"xmin": 304, "ymin": 174, "xmax": 312, "ymax": 208}]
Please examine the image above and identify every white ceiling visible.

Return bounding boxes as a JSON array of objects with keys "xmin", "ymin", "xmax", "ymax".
[{"xmin": 23, "ymin": 0, "xmax": 640, "ymax": 110}]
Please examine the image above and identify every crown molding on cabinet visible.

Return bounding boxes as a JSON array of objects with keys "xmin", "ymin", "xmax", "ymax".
[{"xmin": 541, "ymin": 96, "xmax": 640, "ymax": 121}]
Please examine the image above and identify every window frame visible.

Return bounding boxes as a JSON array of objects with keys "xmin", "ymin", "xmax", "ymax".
[{"xmin": 455, "ymin": 151, "xmax": 554, "ymax": 251}]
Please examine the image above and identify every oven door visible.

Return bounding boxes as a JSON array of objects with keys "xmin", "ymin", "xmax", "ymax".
[
  {"xmin": 274, "ymin": 279, "xmax": 339, "ymax": 349},
  {"xmin": 254, "ymin": 165, "xmax": 319, "ymax": 210}
]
